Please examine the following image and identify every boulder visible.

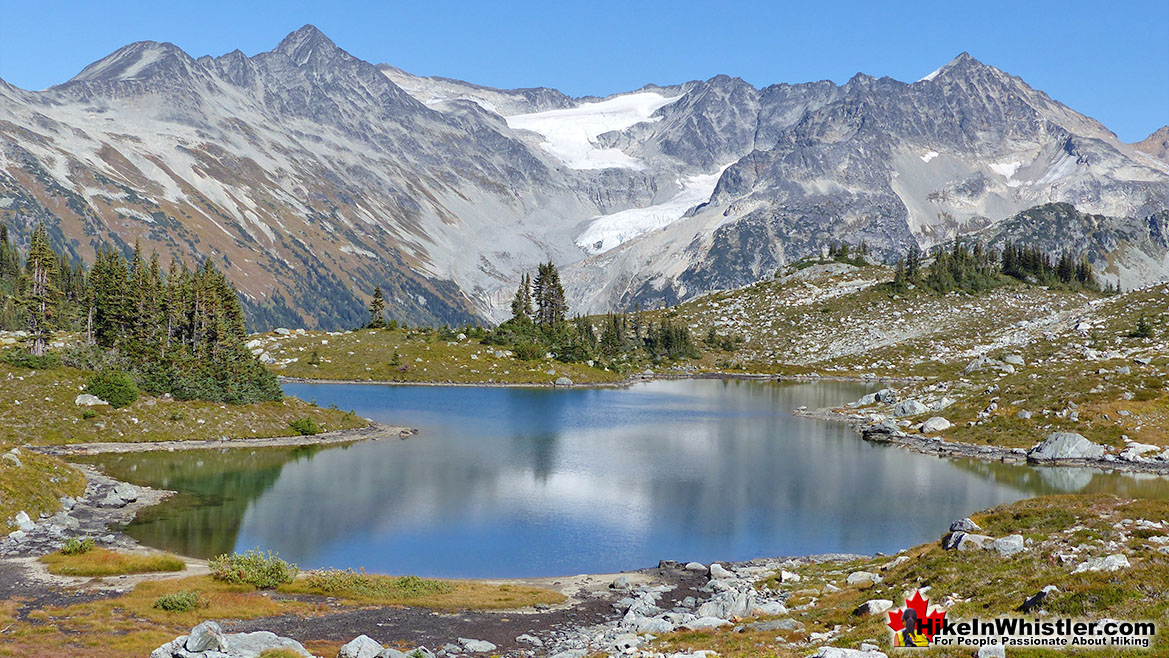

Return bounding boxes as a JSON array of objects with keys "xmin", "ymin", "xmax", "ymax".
[
  {"xmin": 681, "ymin": 616, "xmax": 731, "ymax": 631},
  {"xmin": 921, "ymin": 417, "xmax": 951, "ymax": 433},
  {"xmin": 846, "ymin": 571, "xmax": 881, "ymax": 587},
  {"xmin": 554, "ymin": 376, "xmax": 573, "ymax": 386},
  {"xmin": 991, "ymin": 534, "xmax": 1026, "ymax": 556},
  {"xmin": 696, "ymin": 588, "xmax": 755, "ymax": 619},
  {"xmin": 894, "ymin": 400, "xmax": 928, "ymax": 417},
  {"xmin": 709, "ymin": 563, "xmax": 734, "ymax": 580},
  {"xmin": 1072, "ymin": 554, "xmax": 1130, "ymax": 573},
  {"xmin": 610, "ymin": 575, "xmax": 632, "ymax": 591},
  {"xmin": 944, "ymin": 532, "xmax": 993, "ymax": 551},
  {"xmin": 978, "ymin": 645, "xmax": 1007, "ymax": 658},
  {"xmin": 852, "ymin": 599, "xmax": 893, "ymax": 616},
  {"xmin": 14, "ymin": 511, "xmax": 34, "ymax": 532},
  {"xmin": 963, "ymin": 355, "xmax": 993, "ymax": 374},
  {"xmin": 186, "ymin": 621, "xmax": 228, "ymax": 653},
  {"xmin": 875, "ymin": 388, "xmax": 897, "ymax": 403},
  {"xmin": 74, "ymin": 393, "xmax": 108, "ymax": 406},
  {"xmin": 753, "ymin": 601, "xmax": 789, "ymax": 616},
  {"xmin": 1, "ymin": 452, "xmax": 21, "ymax": 469},
  {"xmin": 684, "ymin": 561, "xmax": 707, "ymax": 572},
  {"xmin": 98, "ymin": 491, "xmax": 127, "ymax": 508},
  {"xmin": 745, "ymin": 618, "xmax": 803, "ymax": 632},
  {"xmin": 113, "ymin": 482, "xmax": 141, "ymax": 502},
  {"xmin": 458, "ymin": 637, "xmax": 497, "ymax": 653},
  {"xmin": 950, "ymin": 518, "xmax": 981, "ymax": 533},
  {"xmin": 1003, "ymin": 355, "xmax": 1026, "ymax": 366},
  {"xmin": 1028, "ymin": 432, "xmax": 1106, "ymax": 461},
  {"xmin": 515, "ymin": 634, "xmax": 543, "ymax": 647},
  {"xmin": 339, "ymin": 635, "xmax": 384, "ymax": 658}
]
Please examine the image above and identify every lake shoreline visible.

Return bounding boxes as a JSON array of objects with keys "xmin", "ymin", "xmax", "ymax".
[
  {"xmin": 279, "ymin": 370, "xmax": 919, "ymax": 388},
  {"xmin": 27, "ymin": 421, "xmax": 408, "ymax": 456},
  {"xmin": 797, "ymin": 407, "xmax": 1169, "ymax": 475}
]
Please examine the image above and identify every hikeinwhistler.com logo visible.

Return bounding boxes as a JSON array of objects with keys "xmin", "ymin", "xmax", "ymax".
[{"xmin": 887, "ymin": 590, "xmax": 1158, "ymax": 650}]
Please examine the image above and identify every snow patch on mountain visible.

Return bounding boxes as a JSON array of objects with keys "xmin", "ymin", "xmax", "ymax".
[
  {"xmin": 576, "ymin": 164, "xmax": 731, "ymax": 253},
  {"xmin": 990, "ymin": 161, "xmax": 1023, "ymax": 178},
  {"xmin": 506, "ymin": 92, "xmax": 681, "ymax": 170},
  {"xmin": 920, "ymin": 150, "xmax": 939, "ymax": 163}
]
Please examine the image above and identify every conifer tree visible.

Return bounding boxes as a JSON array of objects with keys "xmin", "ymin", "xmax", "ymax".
[
  {"xmin": 21, "ymin": 225, "xmax": 58, "ymax": 356},
  {"xmin": 533, "ymin": 262, "xmax": 566, "ymax": 327},
  {"xmin": 510, "ymin": 274, "xmax": 533, "ymax": 324},
  {"xmin": 366, "ymin": 285, "xmax": 387, "ymax": 329}
]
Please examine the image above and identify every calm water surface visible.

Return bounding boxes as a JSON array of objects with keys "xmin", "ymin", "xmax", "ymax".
[{"xmin": 82, "ymin": 380, "xmax": 1169, "ymax": 577}]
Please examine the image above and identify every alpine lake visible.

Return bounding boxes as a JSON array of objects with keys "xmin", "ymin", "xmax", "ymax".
[{"xmin": 76, "ymin": 379, "xmax": 1169, "ymax": 578}]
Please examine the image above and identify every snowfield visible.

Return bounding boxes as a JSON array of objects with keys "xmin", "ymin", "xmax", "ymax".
[
  {"xmin": 505, "ymin": 92, "xmax": 681, "ymax": 170},
  {"xmin": 575, "ymin": 164, "xmax": 731, "ymax": 254}
]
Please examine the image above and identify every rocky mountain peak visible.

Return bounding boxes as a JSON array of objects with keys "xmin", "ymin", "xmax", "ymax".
[
  {"xmin": 1132, "ymin": 125, "xmax": 1169, "ymax": 162},
  {"xmin": 66, "ymin": 40, "xmax": 194, "ymax": 84},
  {"xmin": 273, "ymin": 24, "xmax": 346, "ymax": 67}
]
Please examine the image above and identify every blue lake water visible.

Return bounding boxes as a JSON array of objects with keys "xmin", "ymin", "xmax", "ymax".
[{"xmin": 82, "ymin": 379, "xmax": 1169, "ymax": 577}]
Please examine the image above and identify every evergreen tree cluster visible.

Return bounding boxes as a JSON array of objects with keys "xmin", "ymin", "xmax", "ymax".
[
  {"xmin": 1, "ymin": 223, "xmax": 281, "ymax": 404},
  {"xmin": 891, "ymin": 238, "xmax": 1102, "ymax": 294},
  {"xmin": 485, "ymin": 262, "xmax": 698, "ymax": 367}
]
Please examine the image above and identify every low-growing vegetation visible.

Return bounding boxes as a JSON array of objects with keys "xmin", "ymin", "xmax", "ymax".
[
  {"xmin": 152, "ymin": 589, "xmax": 205, "ymax": 612},
  {"xmin": 60, "ymin": 536, "xmax": 95, "ymax": 555},
  {"xmin": 282, "ymin": 569, "xmax": 566, "ymax": 609},
  {"xmin": 40, "ymin": 548, "xmax": 186, "ymax": 577},
  {"xmin": 208, "ymin": 549, "xmax": 298, "ymax": 589}
]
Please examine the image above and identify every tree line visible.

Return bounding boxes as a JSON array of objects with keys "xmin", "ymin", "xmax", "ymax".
[
  {"xmin": 363, "ymin": 261, "xmax": 699, "ymax": 367},
  {"xmin": 891, "ymin": 238, "xmax": 1104, "ymax": 294},
  {"xmin": 1, "ymin": 223, "xmax": 280, "ymax": 404}
]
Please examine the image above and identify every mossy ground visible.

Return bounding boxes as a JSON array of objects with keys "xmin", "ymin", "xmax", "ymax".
[{"xmin": 652, "ymin": 494, "xmax": 1169, "ymax": 658}]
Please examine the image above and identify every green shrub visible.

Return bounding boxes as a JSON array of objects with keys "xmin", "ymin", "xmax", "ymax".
[
  {"xmin": 288, "ymin": 417, "xmax": 320, "ymax": 436},
  {"xmin": 0, "ymin": 349, "xmax": 61, "ymax": 370},
  {"xmin": 152, "ymin": 590, "xmax": 204, "ymax": 612},
  {"xmin": 513, "ymin": 341, "xmax": 546, "ymax": 361},
  {"xmin": 208, "ymin": 549, "xmax": 298, "ymax": 589},
  {"xmin": 60, "ymin": 537, "xmax": 94, "ymax": 556},
  {"xmin": 81, "ymin": 409, "xmax": 97, "ymax": 420},
  {"xmin": 85, "ymin": 370, "xmax": 139, "ymax": 408}
]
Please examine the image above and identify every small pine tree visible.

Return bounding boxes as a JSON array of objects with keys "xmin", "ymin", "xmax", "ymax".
[
  {"xmin": 366, "ymin": 285, "xmax": 387, "ymax": 329},
  {"xmin": 1129, "ymin": 315, "xmax": 1154, "ymax": 339}
]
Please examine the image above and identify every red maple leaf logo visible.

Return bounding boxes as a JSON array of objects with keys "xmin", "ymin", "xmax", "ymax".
[{"xmin": 887, "ymin": 590, "xmax": 947, "ymax": 641}]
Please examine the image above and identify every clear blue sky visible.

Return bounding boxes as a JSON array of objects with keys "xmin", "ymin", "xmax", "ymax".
[{"xmin": 1, "ymin": 0, "xmax": 1166, "ymax": 141}]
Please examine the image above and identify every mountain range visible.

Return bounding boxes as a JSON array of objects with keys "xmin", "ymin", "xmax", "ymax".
[{"xmin": 1, "ymin": 25, "xmax": 1165, "ymax": 329}]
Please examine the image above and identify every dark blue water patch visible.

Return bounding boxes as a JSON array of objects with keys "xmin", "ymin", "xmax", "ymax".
[{"xmin": 81, "ymin": 379, "xmax": 1169, "ymax": 578}]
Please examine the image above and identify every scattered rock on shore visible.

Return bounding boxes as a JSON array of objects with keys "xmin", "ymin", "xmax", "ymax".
[{"xmin": 1028, "ymin": 432, "xmax": 1106, "ymax": 461}]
